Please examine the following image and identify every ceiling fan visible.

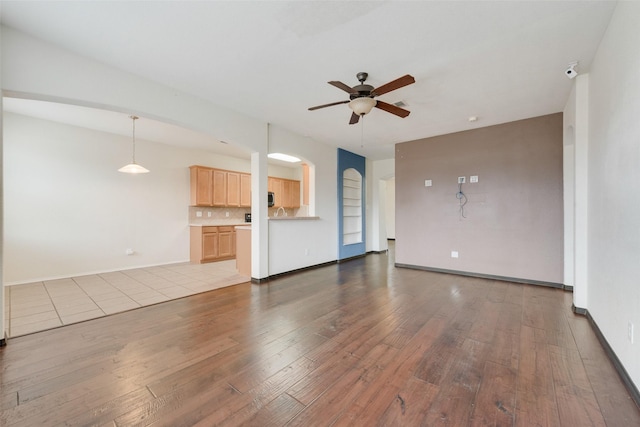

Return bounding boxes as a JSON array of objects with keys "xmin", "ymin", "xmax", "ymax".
[{"xmin": 308, "ymin": 72, "xmax": 415, "ymax": 124}]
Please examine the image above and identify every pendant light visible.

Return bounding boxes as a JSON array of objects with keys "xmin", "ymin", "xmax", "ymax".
[{"xmin": 118, "ymin": 115, "xmax": 150, "ymax": 174}]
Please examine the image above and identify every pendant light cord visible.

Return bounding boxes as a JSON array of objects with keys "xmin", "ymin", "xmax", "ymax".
[
  {"xmin": 360, "ymin": 115, "xmax": 364, "ymax": 148},
  {"xmin": 130, "ymin": 115, "xmax": 138, "ymax": 163}
]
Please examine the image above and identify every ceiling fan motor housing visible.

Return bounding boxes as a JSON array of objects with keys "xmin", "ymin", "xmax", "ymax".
[{"xmin": 350, "ymin": 84, "xmax": 375, "ymax": 100}]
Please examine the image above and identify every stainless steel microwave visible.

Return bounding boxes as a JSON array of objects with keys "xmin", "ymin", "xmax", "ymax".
[{"xmin": 268, "ymin": 192, "xmax": 275, "ymax": 207}]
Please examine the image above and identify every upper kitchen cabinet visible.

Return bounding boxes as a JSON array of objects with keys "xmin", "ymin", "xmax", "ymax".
[
  {"xmin": 226, "ymin": 172, "xmax": 240, "ymax": 206},
  {"xmin": 268, "ymin": 177, "xmax": 301, "ymax": 208},
  {"xmin": 190, "ymin": 166, "xmax": 251, "ymax": 208},
  {"xmin": 212, "ymin": 169, "xmax": 227, "ymax": 206},
  {"xmin": 268, "ymin": 177, "xmax": 284, "ymax": 207},
  {"xmin": 224, "ymin": 171, "xmax": 251, "ymax": 207},
  {"xmin": 285, "ymin": 179, "xmax": 301, "ymax": 208},
  {"xmin": 190, "ymin": 166, "xmax": 214, "ymax": 206},
  {"xmin": 240, "ymin": 173, "xmax": 251, "ymax": 207}
]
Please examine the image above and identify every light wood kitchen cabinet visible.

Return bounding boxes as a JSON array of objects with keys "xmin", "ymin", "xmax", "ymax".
[
  {"xmin": 201, "ymin": 227, "xmax": 219, "ymax": 261},
  {"xmin": 217, "ymin": 226, "xmax": 236, "ymax": 258},
  {"xmin": 240, "ymin": 173, "xmax": 251, "ymax": 207},
  {"xmin": 212, "ymin": 169, "xmax": 227, "ymax": 206},
  {"xmin": 190, "ymin": 226, "xmax": 236, "ymax": 264},
  {"xmin": 285, "ymin": 179, "xmax": 301, "ymax": 208},
  {"xmin": 190, "ymin": 166, "xmax": 252, "ymax": 208},
  {"xmin": 189, "ymin": 166, "xmax": 214, "ymax": 206},
  {"xmin": 268, "ymin": 177, "xmax": 284, "ymax": 207},
  {"xmin": 269, "ymin": 177, "xmax": 301, "ymax": 208},
  {"xmin": 226, "ymin": 172, "xmax": 240, "ymax": 206}
]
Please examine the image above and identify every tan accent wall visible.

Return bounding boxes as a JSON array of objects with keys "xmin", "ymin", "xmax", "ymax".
[{"xmin": 395, "ymin": 113, "xmax": 563, "ymax": 284}]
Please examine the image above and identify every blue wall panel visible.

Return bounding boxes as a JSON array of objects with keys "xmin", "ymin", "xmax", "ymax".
[{"xmin": 337, "ymin": 148, "xmax": 366, "ymax": 260}]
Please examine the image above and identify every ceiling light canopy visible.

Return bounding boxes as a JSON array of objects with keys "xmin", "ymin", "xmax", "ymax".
[
  {"xmin": 268, "ymin": 153, "xmax": 301, "ymax": 163},
  {"xmin": 118, "ymin": 115, "xmax": 149, "ymax": 174},
  {"xmin": 348, "ymin": 97, "xmax": 376, "ymax": 116}
]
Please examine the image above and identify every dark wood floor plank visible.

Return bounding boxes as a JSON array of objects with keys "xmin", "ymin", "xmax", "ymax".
[
  {"xmin": 285, "ymin": 346, "xmax": 356, "ymax": 406},
  {"xmin": 234, "ymin": 393, "xmax": 304, "ymax": 427},
  {"xmin": 487, "ymin": 302, "xmax": 522, "ymax": 370},
  {"xmin": 421, "ymin": 338, "xmax": 490, "ymax": 426},
  {"xmin": 375, "ymin": 377, "xmax": 439, "ymax": 426},
  {"xmin": 566, "ymin": 314, "xmax": 640, "ymax": 426},
  {"xmin": 0, "ymin": 392, "xmax": 17, "ymax": 412},
  {"xmin": 287, "ymin": 344, "xmax": 399, "ymax": 427},
  {"xmin": 114, "ymin": 381, "xmax": 240, "ymax": 427},
  {"xmin": 515, "ymin": 325, "xmax": 561, "ymax": 427},
  {"xmin": 208, "ymin": 356, "xmax": 319, "ymax": 427},
  {"xmin": 548, "ymin": 344, "xmax": 607, "ymax": 427},
  {"xmin": 467, "ymin": 300, "xmax": 501, "ymax": 344},
  {"xmin": 1, "ymin": 246, "xmax": 639, "ymax": 426},
  {"xmin": 227, "ymin": 332, "xmax": 327, "ymax": 393},
  {"xmin": 331, "ymin": 315, "xmax": 453, "ymax": 426},
  {"xmin": 469, "ymin": 361, "xmax": 517, "ymax": 426}
]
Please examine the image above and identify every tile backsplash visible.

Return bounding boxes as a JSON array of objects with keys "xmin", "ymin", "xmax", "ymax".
[
  {"xmin": 189, "ymin": 205, "xmax": 308, "ymax": 225},
  {"xmin": 189, "ymin": 207, "xmax": 250, "ymax": 225}
]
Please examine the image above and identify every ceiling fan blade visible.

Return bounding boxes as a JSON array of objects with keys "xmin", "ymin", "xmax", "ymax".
[
  {"xmin": 329, "ymin": 81, "xmax": 357, "ymax": 94},
  {"xmin": 375, "ymin": 100, "xmax": 411, "ymax": 118},
  {"xmin": 349, "ymin": 112, "xmax": 360, "ymax": 125},
  {"xmin": 372, "ymin": 74, "xmax": 415, "ymax": 96},
  {"xmin": 308, "ymin": 100, "xmax": 350, "ymax": 111}
]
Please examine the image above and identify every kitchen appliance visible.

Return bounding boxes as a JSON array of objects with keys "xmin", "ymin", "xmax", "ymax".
[
  {"xmin": 268, "ymin": 192, "xmax": 275, "ymax": 207},
  {"xmin": 245, "ymin": 213, "xmax": 251, "ymax": 223}
]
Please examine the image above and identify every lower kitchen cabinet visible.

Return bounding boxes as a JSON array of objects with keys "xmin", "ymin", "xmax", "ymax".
[
  {"xmin": 217, "ymin": 226, "xmax": 236, "ymax": 258},
  {"xmin": 190, "ymin": 226, "xmax": 236, "ymax": 264}
]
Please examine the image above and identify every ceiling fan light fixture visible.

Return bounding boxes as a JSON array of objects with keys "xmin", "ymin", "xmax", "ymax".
[
  {"xmin": 349, "ymin": 97, "xmax": 376, "ymax": 116},
  {"xmin": 119, "ymin": 115, "xmax": 150, "ymax": 174}
]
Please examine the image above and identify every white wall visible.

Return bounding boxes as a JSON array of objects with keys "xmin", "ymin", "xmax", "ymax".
[
  {"xmin": 385, "ymin": 178, "xmax": 396, "ymax": 240},
  {"xmin": 1, "ymin": 25, "xmax": 344, "ymax": 285},
  {"xmin": 368, "ymin": 158, "xmax": 394, "ymax": 252},
  {"xmin": 3, "ymin": 112, "xmax": 252, "ymax": 284},
  {"xmin": 0, "ymin": 78, "xmax": 5, "ymax": 340},
  {"xmin": 266, "ymin": 125, "xmax": 337, "ymax": 275},
  {"xmin": 563, "ymin": 75, "xmax": 590, "ymax": 309},
  {"xmin": 584, "ymin": 1, "xmax": 640, "ymax": 390}
]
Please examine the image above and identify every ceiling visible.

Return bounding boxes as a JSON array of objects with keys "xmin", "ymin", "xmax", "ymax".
[{"xmin": 0, "ymin": 1, "xmax": 616, "ymax": 160}]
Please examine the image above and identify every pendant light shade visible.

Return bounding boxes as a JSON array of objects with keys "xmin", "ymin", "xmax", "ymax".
[
  {"xmin": 348, "ymin": 97, "xmax": 376, "ymax": 116},
  {"xmin": 118, "ymin": 115, "xmax": 149, "ymax": 174}
]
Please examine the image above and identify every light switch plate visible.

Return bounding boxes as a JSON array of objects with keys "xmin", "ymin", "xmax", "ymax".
[
  {"xmin": 470, "ymin": 175, "xmax": 478, "ymax": 183},
  {"xmin": 425, "ymin": 179, "xmax": 432, "ymax": 187}
]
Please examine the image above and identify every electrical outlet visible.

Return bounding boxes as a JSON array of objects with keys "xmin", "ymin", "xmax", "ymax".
[
  {"xmin": 305, "ymin": 248, "xmax": 309, "ymax": 256},
  {"xmin": 196, "ymin": 211, "xmax": 202, "ymax": 218},
  {"xmin": 126, "ymin": 248, "xmax": 134, "ymax": 256},
  {"xmin": 470, "ymin": 175, "xmax": 478, "ymax": 183},
  {"xmin": 451, "ymin": 251, "xmax": 459, "ymax": 258},
  {"xmin": 425, "ymin": 179, "xmax": 432, "ymax": 187},
  {"xmin": 207, "ymin": 212, "xmax": 212, "ymax": 217},
  {"xmin": 225, "ymin": 212, "xmax": 230, "ymax": 217},
  {"xmin": 458, "ymin": 177, "xmax": 466, "ymax": 184},
  {"xmin": 629, "ymin": 321, "xmax": 635, "ymax": 344}
]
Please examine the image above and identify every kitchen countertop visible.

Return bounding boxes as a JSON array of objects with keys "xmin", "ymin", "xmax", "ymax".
[
  {"xmin": 189, "ymin": 223, "xmax": 250, "ymax": 227},
  {"xmin": 189, "ymin": 216, "xmax": 320, "ymax": 227},
  {"xmin": 268, "ymin": 216, "xmax": 320, "ymax": 221}
]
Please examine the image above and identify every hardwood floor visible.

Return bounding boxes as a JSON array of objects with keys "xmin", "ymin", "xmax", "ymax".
[{"xmin": 1, "ymin": 247, "xmax": 638, "ymax": 426}]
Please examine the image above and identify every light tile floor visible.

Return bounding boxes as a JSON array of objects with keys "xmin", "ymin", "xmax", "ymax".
[{"xmin": 3, "ymin": 260, "xmax": 250, "ymax": 338}]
